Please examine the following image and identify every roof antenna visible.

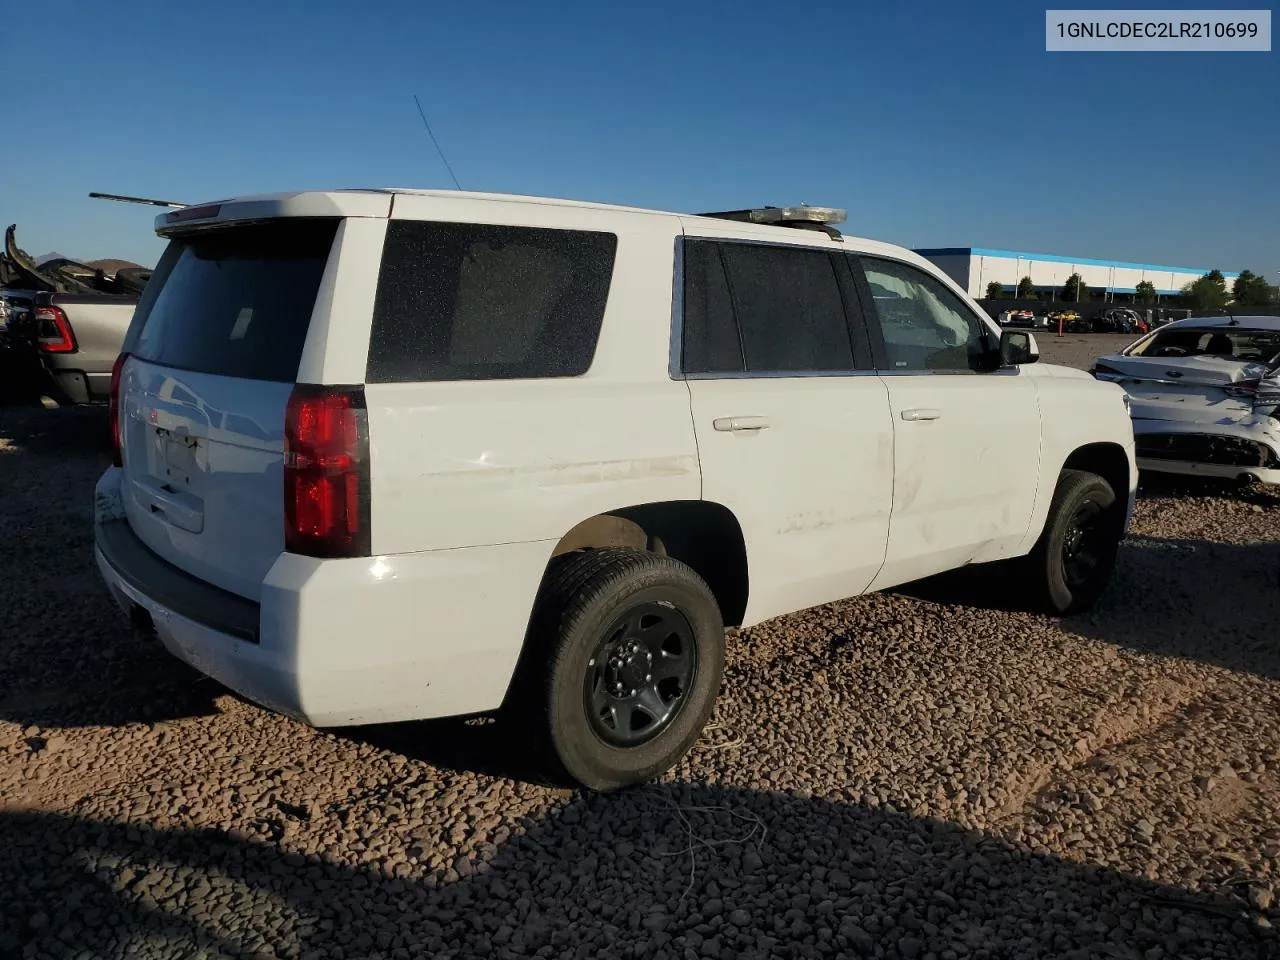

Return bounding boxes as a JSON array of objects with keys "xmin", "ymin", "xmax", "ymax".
[
  {"xmin": 413, "ymin": 95, "xmax": 462, "ymax": 191},
  {"xmin": 89, "ymin": 191, "xmax": 187, "ymax": 209}
]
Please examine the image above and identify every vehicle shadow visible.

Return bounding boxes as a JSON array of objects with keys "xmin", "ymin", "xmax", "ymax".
[
  {"xmin": 0, "ymin": 403, "xmax": 111, "ymax": 456},
  {"xmin": 895, "ymin": 529, "xmax": 1280, "ymax": 681},
  {"xmin": 0, "ymin": 785, "xmax": 1271, "ymax": 959},
  {"xmin": 350, "ymin": 714, "xmax": 568, "ymax": 789},
  {"xmin": 1067, "ymin": 533, "xmax": 1280, "ymax": 680},
  {"xmin": 0, "ymin": 406, "xmax": 220, "ymax": 729}
]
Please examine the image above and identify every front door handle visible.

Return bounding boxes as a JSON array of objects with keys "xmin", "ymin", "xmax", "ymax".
[
  {"xmin": 900, "ymin": 408, "xmax": 941, "ymax": 422},
  {"xmin": 713, "ymin": 416, "xmax": 770, "ymax": 432}
]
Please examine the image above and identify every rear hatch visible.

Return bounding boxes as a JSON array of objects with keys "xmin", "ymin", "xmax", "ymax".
[{"xmin": 118, "ymin": 219, "xmax": 338, "ymax": 600}]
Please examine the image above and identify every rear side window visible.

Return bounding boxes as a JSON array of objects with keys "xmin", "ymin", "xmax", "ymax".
[
  {"xmin": 131, "ymin": 220, "xmax": 337, "ymax": 382},
  {"xmin": 366, "ymin": 221, "xmax": 617, "ymax": 382},
  {"xmin": 681, "ymin": 239, "xmax": 857, "ymax": 375},
  {"xmin": 682, "ymin": 241, "xmax": 744, "ymax": 374}
]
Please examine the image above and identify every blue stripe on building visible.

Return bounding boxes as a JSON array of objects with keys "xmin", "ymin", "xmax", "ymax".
[{"xmin": 913, "ymin": 247, "xmax": 1238, "ymax": 279}]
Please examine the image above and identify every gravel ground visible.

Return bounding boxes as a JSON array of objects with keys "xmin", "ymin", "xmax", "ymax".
[
  {"xmin": 2, "ymin": 378, "xmax": 1279, "ymax": 959},
  {"xmin": 1036, "ymin": 333, "xmax": 1137, "ymax": 371}
]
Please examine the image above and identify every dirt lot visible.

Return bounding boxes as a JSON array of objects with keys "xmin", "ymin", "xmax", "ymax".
[
  {"xmin": 1037, "ymin": 332, "xmax": 1137, "ymax": 371},
  {"xmin": 2, "ymin": 350, "xmax": 1279, "ymax": 958}
]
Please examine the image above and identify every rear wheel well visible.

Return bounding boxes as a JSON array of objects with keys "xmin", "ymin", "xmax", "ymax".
[
  {"xmin": 549, "ymin": 501, "xmax": 749, "ymax": 626},
  {"xmin": 1061, "ymin": 443, "xmax": 1130, "ymax": 506}
]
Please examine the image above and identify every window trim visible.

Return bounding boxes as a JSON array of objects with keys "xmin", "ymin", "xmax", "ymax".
[
  {"xmin": 669, "ymin": 236, "xmax": 878, "ymax": 380},
  {"xmin": 852, "ymin": 253, "xmax": 1002, "ymax": 377}
]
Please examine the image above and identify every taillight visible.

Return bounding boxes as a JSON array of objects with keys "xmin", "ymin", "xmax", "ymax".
[
  {"xmin": 109, "ymin": 352, "xmax": 128, "ymax": 467},
  {"xmin": 34, "ymin": 305, "xmax": 76, "ymax": 353},
  {"xmin": 1092, "ymin": 363, "xmax": 1124, "ymax": 380},
  {"xmin": 284, "ymin": 385, "xmax": 370, "ymax": 558}
]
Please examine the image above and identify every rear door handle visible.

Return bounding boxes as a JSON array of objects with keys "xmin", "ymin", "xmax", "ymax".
[
  {"xmin": 900, "ymin": 408, "xmax": 941, "ymax": 422},
  {"xmin": 713, "ymin": 416, "xmax": 770, "ymax": 432}
]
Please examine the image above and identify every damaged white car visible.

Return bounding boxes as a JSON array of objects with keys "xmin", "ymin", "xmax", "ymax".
[{"xmin": 1092, "ymin": 315, "xmax": 1280, "ymax": 484}]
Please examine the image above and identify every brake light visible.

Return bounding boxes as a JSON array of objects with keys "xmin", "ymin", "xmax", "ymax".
[
  {"xmin": 109, "ymin": 353, "xmax": 128, "ymax": 467},
  {"xmin": 34, "ymin": 305, "xmax": 76, "ymax": 353},
  {"xmin": 163, "ymin": 203, "xmax": 222, "ymax": 224},
  {"xmin": 1092, "ymin": 363, "xmax": 1124, "ymax": 380},
  {"xmin": 284, "ymin": 385, "xmax": 370, "ymax": 558}
]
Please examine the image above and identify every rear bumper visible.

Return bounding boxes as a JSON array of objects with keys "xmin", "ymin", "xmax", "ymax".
[
  {"xmin": 94, "ymin": 468, "xmax": 553, "ymax": 727},
  {"xmin": 50, "ymin": 368, "xmax": 111, "ymax": 404}
]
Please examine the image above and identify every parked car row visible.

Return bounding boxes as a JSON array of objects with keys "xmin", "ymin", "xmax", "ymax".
[{"xmin": 996, "ymin": 306, "xmax": 1200, "ymax": 336}]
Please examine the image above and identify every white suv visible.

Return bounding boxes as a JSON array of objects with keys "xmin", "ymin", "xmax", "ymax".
[{"xmin": 94, "ymin": 189, "xmax": 1136, "ymax": 790}]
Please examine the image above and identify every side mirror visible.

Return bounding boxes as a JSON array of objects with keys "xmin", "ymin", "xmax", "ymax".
[{"xmin": 1000, "ymin": 330, "xmax": 1039, "ymax": 366}]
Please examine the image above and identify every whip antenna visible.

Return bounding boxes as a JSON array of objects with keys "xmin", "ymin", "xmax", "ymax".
[{"xmin": 413, "ymin": 94, "xmax": 462, "ymax": 190}]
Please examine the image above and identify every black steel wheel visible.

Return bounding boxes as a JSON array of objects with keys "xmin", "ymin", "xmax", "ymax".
[
  {"xmin": 1024, "ymin": 469, "xmax": 1124, "ymax": 615},
  {"xmin": 511, "ymin": 548, "xmax": 725, "ymax": 791},
  {"xmin": 584, "ymin": 601, "xmax": 697, "ymax": 747},
  {"xmin": 1060, "ymin": 498, "xmax": 1106, "ymax": 590}
]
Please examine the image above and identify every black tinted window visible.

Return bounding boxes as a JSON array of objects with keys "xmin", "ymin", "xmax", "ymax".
[
  {"xmin": 719, "ymin": 244, "xmax": 854, "ymax": 372},
  {"xmin": 682, "ymin": 240, "xmax": 743, "ymax": 374},
  {"xmin": 367, "ymin": 221, "xmax": 616, "ymax": 382},
  {"xmin": 132, "ymin": 220, "xmax": 337, "ymax": 382}
]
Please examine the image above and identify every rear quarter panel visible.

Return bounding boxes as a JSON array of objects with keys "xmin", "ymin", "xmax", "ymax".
[{"xmin": 350, "ymin": 200, "xmax": 700, "ymax": 554}]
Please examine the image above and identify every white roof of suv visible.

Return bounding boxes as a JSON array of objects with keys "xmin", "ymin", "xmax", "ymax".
[{"xmin": 153, "ymin": 188, "xmax": 934, "ymax": 266}]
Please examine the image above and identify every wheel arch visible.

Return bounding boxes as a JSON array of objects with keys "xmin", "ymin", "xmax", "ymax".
[
  {"xmin": 1061, "ymin": 442, "xmax": 1132, "ymax": 508},
  {"xmin": 546, "ymin": 500, "xmax": 749, "ymax": 627},
  {"xmin": 1017, "ymin": 440, "xmax": 1134, "ymax": 557}
]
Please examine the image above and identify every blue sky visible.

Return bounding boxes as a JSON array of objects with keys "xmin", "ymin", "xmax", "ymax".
[{"xmin": 3, "ymin": 0, "xmax": 1276, "ymax": 277}]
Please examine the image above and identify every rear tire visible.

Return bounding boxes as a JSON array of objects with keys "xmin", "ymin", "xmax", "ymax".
[
  {"xmin": 1021, "ymin": 469, "xmax": 1124, "ymax": 615},
  {"xmin": 514, "ymin": 548, "xmax": 725, "ymax": 791}
]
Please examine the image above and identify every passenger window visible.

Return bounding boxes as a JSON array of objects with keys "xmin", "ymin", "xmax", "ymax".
[
  {"xmin": 718, "ymin": 244, "xmax": 854, "ymax": 372},
  {"xmin": 682, "ymin": 241, "xmax": 744, "ymax": 374},
  {"xmin": 367, "ymin": 221, "xmax": 616, "ymax": 382},
  {"xmin": 860, "ymin": 257, "xmax": 988, "ymax": 372}
]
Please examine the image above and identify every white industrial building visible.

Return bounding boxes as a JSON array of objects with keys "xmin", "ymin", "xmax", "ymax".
[{"xmin": 914, "ymin": 247, "xmax": 1237, "ymax": 301}]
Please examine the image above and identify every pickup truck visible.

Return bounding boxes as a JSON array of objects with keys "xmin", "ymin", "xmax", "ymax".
[
  {"xmin": 2, "ymin": 224, "xmax": 142, "ymax": 404},
  {"xmin": 21, "ymin": 292, "xmax": 137, "ymax": 404}
]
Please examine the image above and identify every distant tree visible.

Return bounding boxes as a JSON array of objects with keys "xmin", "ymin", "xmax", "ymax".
[
  {"xmin": 1181, "ymin": 269, "xmax": 1229, "ymax": 311},
  {"xmin": 1061, "ymin": 273, "xmax": 1089, "ymax": 303},
  {"xmin": 1016, "ymin": 276, "xmax": 1036, "ymax": 299},
  {"xmin": 1233, "ymin": 270, "xmax": 1258, "ymax": 299},
  {"xmin": 985, "ymin": 281, "xmax": 1005, "ymax": 299},
  {"xmin": 1134, "ymin": 280, "xmax": 1158, "ymax": 303},
  {"xmin": 1232, "ymin": 270, "xmax": 1275, "ymax": 306}
]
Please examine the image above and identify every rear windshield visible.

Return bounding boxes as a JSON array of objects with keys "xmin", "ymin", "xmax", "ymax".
[
  {"xmin": 366, "ymin": 220, "xmax": 617, "ymax": 382},
  {"xmin": 1129, "ymin": 326, "xmax": 1280, "ymax": 364},
  {"xmin": 130, "ymin": 220, "xmax": 337, "ymax": 382}
]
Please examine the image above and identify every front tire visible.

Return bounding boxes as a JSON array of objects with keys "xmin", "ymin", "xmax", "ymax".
[
  {"xmin": 517, "ymin": 548, "xmax": 725, "ymax": 791},
  {"xmin": 1022, "ymin": 469, "xmax": 1124, "ymax": 615}
]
